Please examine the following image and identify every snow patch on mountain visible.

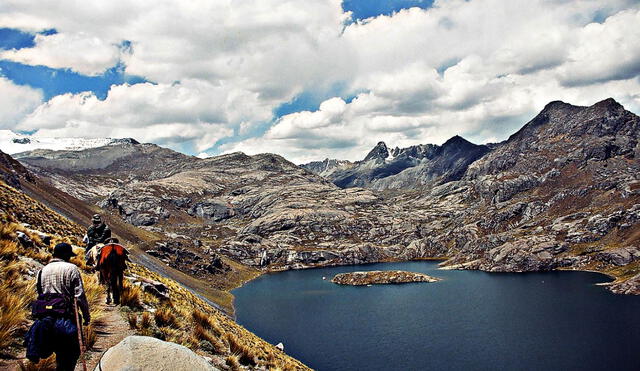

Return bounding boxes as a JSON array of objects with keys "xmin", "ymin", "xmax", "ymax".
[{"xmin": 0, "ymin": 130, "xmax": 138, "ymax": 154}]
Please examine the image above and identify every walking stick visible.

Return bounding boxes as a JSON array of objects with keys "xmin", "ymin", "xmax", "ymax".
[{"xmin": 74, "ymin": 298, "xmax": 88, "ymax": 371}]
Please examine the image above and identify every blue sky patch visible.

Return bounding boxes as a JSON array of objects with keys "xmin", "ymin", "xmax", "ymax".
[
  {"xmin": 0, "ymin": 60, "xmax": 148, "ymax": 100},
  {"xmin": 0, "ymin": 28, "xmax": 58, "ymax": 50},
  {"xmin": 0, "ymin": 28, "xmax": 36, "ymax": 50},
  {"xmin": 343, "ymin": 0, "xmax": 435, "ymax": 21},
  {"xmin": 39, "ymin": 29, "xmax": 58, "ymax": 36}
]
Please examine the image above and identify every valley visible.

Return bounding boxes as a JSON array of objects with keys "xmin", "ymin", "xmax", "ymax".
[{"xmin": 7, "ymin": 98, "xmax": 639, "ymax": 306}]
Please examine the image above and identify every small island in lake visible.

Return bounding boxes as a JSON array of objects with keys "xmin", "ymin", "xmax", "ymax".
[{"xmin": 331, "ymin": 270, "xmax": 441, "ymax": 286}]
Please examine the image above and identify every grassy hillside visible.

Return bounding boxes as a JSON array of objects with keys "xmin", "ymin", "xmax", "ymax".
[{"xmin": 0, "ymin": 180, "xmax": 309, "ymax": 370}]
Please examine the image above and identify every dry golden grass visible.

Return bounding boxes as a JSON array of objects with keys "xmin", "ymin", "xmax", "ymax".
[
  {"xmin": 154, "ymin": 306, "xmax": 179, "ymax": 328},
  {"xmin": 140, "ymin": 312, "xmax": 152, "ymax": 329},
  {"xmin": 0, "ymin": 236, "xmax": 19, "ymax": 260},
  {"xmin": 192, "ymin": 309, "xmax": 212, "ymax": 328},
  {"xmin": 19, "ymin": 355, "xmax": 56, "ymax": 371},
  {"xmin": 84, "ymin": 324, "xmax": 97, "ymax": 350},
  {"xmin": 193, "ymin": 324, "xmax": 227, "ymax": 354},
  {"xmin": 82, "ymin": 273, "xmax": 105, "ymax": 324},
  {"xmin": 0, "ymin": 280, "xmax": 30, "ymax": 350},
  {"xmin": 126, "ymin": 263, "xmax": 310, "ymax": 370},
  {"xmin": 127, "ymin": 312, "xmax": 138, "ymax": 329},
  {"xmin": 224, "ymin": 333, "xmax": 257, "ymax": 366},
  {"xmin": 0, "ymin": 182, "xmax": 84, "ymax": 239},
  {"xmin": 225, "ymin": 354, "xmax": 241, "ymax": 371},
  {"xmin": 120, "ymin": 281, "xmax": 143, "ymax": 309}
]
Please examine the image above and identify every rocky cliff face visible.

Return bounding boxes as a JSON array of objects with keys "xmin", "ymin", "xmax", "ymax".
[
  {"xmin": 304, "ymin": 136, "xmax": 488, "ymax": 190},
  {"xmin": 15, "ymin": 98, "xmax": 640, "ymax": 294},
  {"xmin": 300, "ymin": 158, "xmax": 353, "ymax": 177}
]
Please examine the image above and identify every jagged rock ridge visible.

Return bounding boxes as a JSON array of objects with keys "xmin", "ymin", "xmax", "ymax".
[{"xmin": 304, "ymin": 135, "xmax": 489, "ymax": 190}]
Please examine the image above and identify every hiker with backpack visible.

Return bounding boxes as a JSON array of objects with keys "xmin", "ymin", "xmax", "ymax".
[{"xmin": 25, "ymin": 242, "xmax": 91, "ymax": 371}]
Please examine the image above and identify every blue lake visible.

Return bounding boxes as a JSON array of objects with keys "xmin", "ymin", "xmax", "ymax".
[{"xmin": 233, "ymin": 261, "xmax": 640, "ymax": 371}]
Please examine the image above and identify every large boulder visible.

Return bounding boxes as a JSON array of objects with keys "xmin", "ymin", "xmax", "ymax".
[{"xmin": 96, "ymin": 336, "xmax": 218, "ymax": 371}]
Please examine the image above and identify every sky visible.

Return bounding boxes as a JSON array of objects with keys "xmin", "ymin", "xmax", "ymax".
[{"xmin": 0, "ymin": 0, "xmax": 639, "ymax": 163}]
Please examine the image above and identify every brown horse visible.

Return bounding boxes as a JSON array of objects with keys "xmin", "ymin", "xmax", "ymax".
[{"xmin": 98, "ymin": 243, "xmax": 128, "ymax": 305}]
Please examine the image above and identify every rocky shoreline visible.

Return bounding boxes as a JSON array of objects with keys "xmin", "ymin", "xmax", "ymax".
[{"xmin": 331, "ymin": 270, "xmax": 441, "ymax": 285}]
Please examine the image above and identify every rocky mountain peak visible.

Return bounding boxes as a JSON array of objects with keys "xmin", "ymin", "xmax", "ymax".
[
  {"xmin": 363, "ymin": 141, "xmax": 390, "ymax": 162},
  {"xmin": 111, "ymin": 138, "xmax": 140, "ymax": 145},
  {"xmin": 440, "ymin": 135, "xmax": 474, "ymax": 150},
  {"xmin": 467, "ymin": 98, "xmax": 639, "ymax": 179},
  {"xmin": 593, "ymin": 97, "xmax": 624, "ymax": 110},
  {"xmin": 389, "ymin": 144, "xmax": 438, "ymax": 159},
  {"xmin": 541, "ymin": 100, "xmax": 576, "ymax": 112}
]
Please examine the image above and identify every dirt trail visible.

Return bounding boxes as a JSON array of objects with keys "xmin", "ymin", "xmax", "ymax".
[
  {"xmin": 76, "ymin": 296, "xmax": 134, "ymax": 371},
  {"xmin": 0, "ymin": 294, "xmax": 132, "ymax": 371}
]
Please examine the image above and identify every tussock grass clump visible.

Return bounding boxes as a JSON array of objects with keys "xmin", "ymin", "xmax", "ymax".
[
  {"xmin": 0, "ymin": 239, "xmax": 18, "ymax": 260},
  {"xmin": 224, "ymin": 333, "xmax": 257, "ymax": 366},
  {"xmin": 154, "ymin": 306, "xmax": 179, "ymax": 328},
  {"xmin": 193, "ymin": 324, "xmax": 227, "ymax": 354},
  {"xmin": 0, "ymin": 222, "xmax": 18, "ymax": 240},
  {"xmin": 0, "ymin": 281, "xmax": 30, "ymax": 350},
  {"xmin": 84, "ymin": 324, "xmax": 97, "ymax": 350},
  {"xmin": 19, "ymin": 355, "xmax": 56, "ymax": 371},
  {"xmin": 127, "ymin": 312, "xmax": 138, "ymax": 329},
  {"xmin": 120, "ymin": 281, "xmax": 142, "ymax": 309},
  {"xmin": 225, "ymin": 354, "xmax": 241, "ymax": 371},
  {"xmin": 192, "ymin": 309, "xmax": 222, "ymax": 335},
  {"xmin": 127, "ymin": 263, "xmax": 310, "ymax": 370},
  {"xmin": 140, "ymin": 312, "xmax": 152, "ymax": 329}
]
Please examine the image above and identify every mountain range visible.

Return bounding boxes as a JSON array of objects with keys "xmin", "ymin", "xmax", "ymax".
[
  {"xmin": 3, "ymin": 98, "xmax": 639, "ymax": 297},
  {"xmin": 302, "ymin": 135, "xmax": 490, "ymax": 189}
]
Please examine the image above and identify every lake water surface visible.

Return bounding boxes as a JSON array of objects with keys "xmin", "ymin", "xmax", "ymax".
[{"xmin": 233, "ymin": 261, "xmax": 640, "ymax": 371}]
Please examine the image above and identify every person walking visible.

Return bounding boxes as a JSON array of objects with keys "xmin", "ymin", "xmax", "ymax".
[
  {"xmin": 86, "ymin": 214, "xmax": 111, "ymax": 249},
  {"xmin": 25, "ymin": 242, "xmax": 91, "ymax": 371}
]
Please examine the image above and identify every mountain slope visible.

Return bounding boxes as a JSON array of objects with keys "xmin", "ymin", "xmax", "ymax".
[
  {"xmin": 305, "ymin": 136, "xmax": 489, "ymax": 190},
  {"xmin": 13, "ymin": 98, "xmax": 640, "ymax": 296},
  {"xmin": 0, "ymin": 172, "xmax": 309, "ymax": 370}
]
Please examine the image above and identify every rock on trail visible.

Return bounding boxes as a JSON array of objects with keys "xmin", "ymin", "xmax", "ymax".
[{"xmin": 96, "ymin": 335, "xmax": 219, "ymax": 371}]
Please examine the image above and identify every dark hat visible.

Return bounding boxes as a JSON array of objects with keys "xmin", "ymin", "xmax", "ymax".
[
  {"xmin": 92, "ymin": 214, "xmax": 102, "ymax": 222},
  {"xmin": 53, "ymin": 242, "xmax": 76, "ymax": 258}
]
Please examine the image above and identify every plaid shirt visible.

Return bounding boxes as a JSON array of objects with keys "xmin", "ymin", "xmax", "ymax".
[{"xmin": 39, "ymin": 258, "xmax": 90, "ymax": 321}]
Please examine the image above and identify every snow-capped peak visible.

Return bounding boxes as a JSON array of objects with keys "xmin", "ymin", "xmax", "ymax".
[{"xmin": 0, "ymin": 130, "xmax": 139, "ymax": 155}]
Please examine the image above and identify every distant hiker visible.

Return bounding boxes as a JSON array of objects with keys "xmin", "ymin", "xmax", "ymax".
[
  {"xmin": 25, "ymin": 242, "xmax": 91, "ymax": 371},
  {"xmin": 85, "ymin": 214, "xmax": 111, "ymax": 265}
]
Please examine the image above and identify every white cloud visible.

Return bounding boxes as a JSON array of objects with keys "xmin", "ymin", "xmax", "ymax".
[
  {"xmin": 17, "ymin": 82, "xmax": 237, "ymax": 152},
  {"xmin": 0, "ymin": 77, "xmax": 43, "ymax": 129},
  {"xmin": 556, "ymin": 9, "xmax": 640, "ymax": 86},
  {"xmin": 0, "ymin": 32, "xmax": 120, "ymax": 75},
  {"xmin": 1, "ymin": 0, "xmax": 640, "ymax": 162}
]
